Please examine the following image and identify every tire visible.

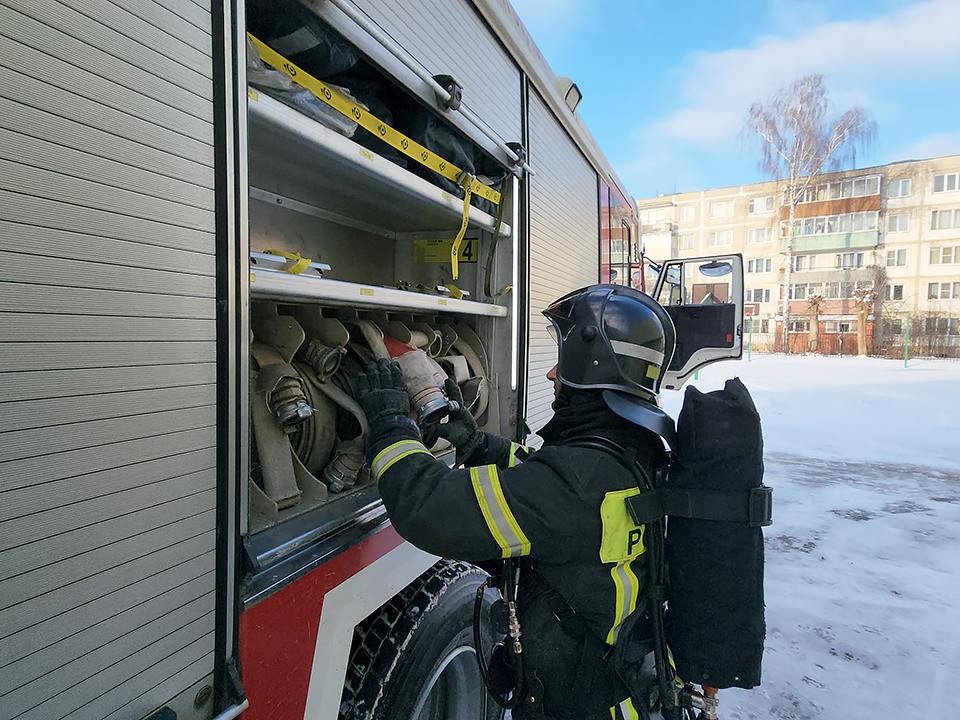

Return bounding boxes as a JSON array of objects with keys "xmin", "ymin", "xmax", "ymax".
[{"xmin": 340, "ymin": 560, "xmax": 502, "ymax": 720}]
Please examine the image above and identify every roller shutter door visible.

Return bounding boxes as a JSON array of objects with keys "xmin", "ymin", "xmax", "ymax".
[
  {"xmin": 0, "ymin": 1, "xmax": 218, "ymax": 718},
  {"xmin": 524, "ymin": 90, "xmax": 598, "ymax": 441},
  {"xmin": 316, "ymin": 0, "xmax": 522, "ymax": 147}
]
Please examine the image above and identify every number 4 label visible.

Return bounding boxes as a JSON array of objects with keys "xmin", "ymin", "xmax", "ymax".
[{"xmin": 413, "ymin": 238, "xmax": 478, "ymax": 264}]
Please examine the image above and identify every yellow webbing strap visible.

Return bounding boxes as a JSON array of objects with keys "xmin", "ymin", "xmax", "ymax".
[
  {"xmin": 265, "ymin": 249, "xmax": 312, "ymax": 274},
  {"xmin": 449, "ymin": 172, "xmax": 473, "ymax": 280},
  {"xmin": 247, "ymin": 33, "xmax": 501, "ymax": 207}
]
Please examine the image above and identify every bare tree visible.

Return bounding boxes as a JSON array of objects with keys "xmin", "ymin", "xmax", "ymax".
[
  {"xmin": 744, "ymin": 74, "xmax": 875, "ymax": 353},
  {"xmin": 807, "ymin": 294, "xmax": 825, "ymax": 353},
  {"xmin": 852, "ymin": 287, "xmax": 877, "ymax": 356}
]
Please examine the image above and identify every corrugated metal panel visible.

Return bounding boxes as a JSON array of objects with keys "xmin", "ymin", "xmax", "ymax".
[
  {"xmin": 348, "ymin": 0, "xmax": 521, "ymax": 145},
  {"xmin": 0, "ymin": 1, "xmax": 217, "ymax": 716},
  {"xmin": 525, "ymin": 91, "xmax": 598, "ymax": 441}
]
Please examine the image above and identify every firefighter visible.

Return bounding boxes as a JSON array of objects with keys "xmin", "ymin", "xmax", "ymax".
[{"xmin": 354, "ymin": 284, "xmax": 677, "ymax": 720}]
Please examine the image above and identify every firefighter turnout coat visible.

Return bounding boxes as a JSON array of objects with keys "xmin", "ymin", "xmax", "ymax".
[{"xmin": 372, "ymin": 391, "xmax": 665, "ymax": 720}]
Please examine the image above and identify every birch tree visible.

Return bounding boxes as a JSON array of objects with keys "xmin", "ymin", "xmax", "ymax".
[{"xmin": 744, "ymin": 74, "xmax": 875, "ymax": 353}]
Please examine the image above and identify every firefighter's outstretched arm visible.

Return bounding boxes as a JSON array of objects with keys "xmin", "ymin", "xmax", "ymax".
[
  {"xmin": 424, "ymin": 377, "xmax": 532, "ymax": 470},
  {"xmin": 354, "ymin": 360, "xmax": 560, "ymax": 562}
]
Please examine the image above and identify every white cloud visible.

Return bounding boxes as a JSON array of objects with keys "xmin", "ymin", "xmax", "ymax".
[
  {"xmin": 898, "ymin": 132, "xmax": 960, "ymax": 161},
  {"xmin": 651, "ymin": 0, "xmax": 960, "ymax": 148}
]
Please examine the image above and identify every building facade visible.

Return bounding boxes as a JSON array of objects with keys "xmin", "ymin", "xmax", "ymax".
[{"xmin": 636, "ymin": 154, "xmax": 960, "ymax": 355}]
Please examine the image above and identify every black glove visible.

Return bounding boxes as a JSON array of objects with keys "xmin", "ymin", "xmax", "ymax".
[
  {"xmin": 354, "ymin": 359, "xmax": 415, "ymax": 439},
  {"xmin": 425, "ymin": 377, "xmax": 483, "ymax": 465}
]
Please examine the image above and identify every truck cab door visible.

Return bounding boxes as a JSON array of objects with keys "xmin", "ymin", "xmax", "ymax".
[{"xmin": 652, "ymin": 254, "xmax": 744, "ymax": 389}]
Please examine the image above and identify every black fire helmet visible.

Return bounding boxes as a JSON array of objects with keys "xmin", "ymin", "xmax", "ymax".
[{"xmin": 542, "ymin": 284, "xmax": 678, "ymax": 448}]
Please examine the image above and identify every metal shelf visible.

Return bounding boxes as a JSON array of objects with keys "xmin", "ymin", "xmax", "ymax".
[
  {"xmin": 247, "ymin": 90, "xmax": 511, "ymax": 238},
  {"xmin": 250, "ymin": 267, "xmax": 508, "ymax": 317}
]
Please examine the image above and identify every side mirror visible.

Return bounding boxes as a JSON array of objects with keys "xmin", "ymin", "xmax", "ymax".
[{"xmin": 699, "ymin": 260, "xmax": 732, "ymax": 277}]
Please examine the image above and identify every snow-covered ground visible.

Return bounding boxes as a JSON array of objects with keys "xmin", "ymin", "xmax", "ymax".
[{"xmin": 661, "ymin": 354, "xmax": 960, "ymax": 719}]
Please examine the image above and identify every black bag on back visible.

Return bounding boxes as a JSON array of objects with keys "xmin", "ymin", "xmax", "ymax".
[{"xmin": 665, "ymin": 377, "xmax": 766, "ymax": 689}]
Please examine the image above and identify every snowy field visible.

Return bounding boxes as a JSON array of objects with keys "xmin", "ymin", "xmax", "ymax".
[{"xmin": 660, "ymin": 354, "xmax": 960, "ymax": 719}]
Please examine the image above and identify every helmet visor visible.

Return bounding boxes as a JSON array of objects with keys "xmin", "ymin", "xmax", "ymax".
[{"xmin": 545, "ymin": 323, "xmax": 558, "ymax": 345}]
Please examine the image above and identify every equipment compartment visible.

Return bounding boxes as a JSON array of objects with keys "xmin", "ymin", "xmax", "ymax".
[{"xmin": 242, "ymin": 1, "xmax": 519, "ymax": 560}]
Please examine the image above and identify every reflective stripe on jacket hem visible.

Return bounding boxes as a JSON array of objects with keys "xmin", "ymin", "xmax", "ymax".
[{"xmin": 610, "ymin": 696, "xmax": 641, "ymax": 720}]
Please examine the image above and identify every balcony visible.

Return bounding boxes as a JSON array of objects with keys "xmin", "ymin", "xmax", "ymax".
[{"xmin": 779, "ymin": 230, "xmax": 879, "ymax": 254}]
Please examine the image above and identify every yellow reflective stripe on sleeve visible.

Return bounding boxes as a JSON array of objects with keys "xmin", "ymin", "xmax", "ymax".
[
  {"xmin": 470, "ymin": 464, "xmax": 531, "ymax": 558},
  {"xmin": 605, "ymin": 558, "xmax": 640, "ymax": 644},
  {"xmin": 371, "ymin": 439, "xmax": 431, "ymax": 479}
]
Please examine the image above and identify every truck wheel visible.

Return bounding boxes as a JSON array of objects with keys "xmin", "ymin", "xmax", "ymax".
[{"xmin": 341, "ymin": 559, "xmax": 501, "ymax": 720}]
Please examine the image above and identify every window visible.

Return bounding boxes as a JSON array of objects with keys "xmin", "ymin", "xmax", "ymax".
[
  {"xmin": 836, "ymin": 252, "xmax": 864, "ymax": 269},
  {"xmin": 798, "ymin": 175, "xmax": 881, "ymax": 203},
  {"xmin": 823, "ymin": 282, "xmax": 840, "ymax": 299},
  {"xmin": 888, "ymin": 178, "xmax": 912, "ymax": 197},
  {"xmin": 747, "ymin": 288, "xmax": 771, "ymax": 303},
  {"xmin": 930, "ymin": 246, "xmax": 959, "ymax": 264},
  {"xmin": 931, "ymin": 209, "xmax": 960, "ymax": 230},
  {"xmin": 886, "ymin": 213, "xmax": 909, "ymax": 232},
  {"xmin": 709, "ymin": 230, "xmax": 733, "ymax": 246},
  {"xmin": 883, "ymin": 318, "xmax": 903, "ymax": 335},
  {"xmin": 792, "ymin": 255, "xmax": 816, "ymax": 272},
  {"xmin": 793, "ymin": 210, "xmax": 879, "ymax": 236},
  {"xmin": 679, "ymin": 233, "xmax": 695, "ymax": 250},
  {"xmin": 887, "ymin": 284, "xmax": 904, "ymax": 301},
  {"xmin": 823, "ymin": 321, "xmax": 856, "ymax": 333},
  {"xmin": 760, "ymin": 319, "xmax": 769, "ymax": 334},
  {"xmin": 928, "ymin": 282, "xmax": 957, "ymax": 300},
  {"xmin": 679, "ymin": 205, "xmax": 696, "ymax": 222},
  {"xmin": 789, "ymin": 283, "xmax": 809, "ymax": 299},
  {"xmin": 789, "ymin": 320, "xmax": 810, "ymax": 332},
  {"xmin": 708, "ymin": 200, "xmax": 733, "ymax": 219},
  {"xmin": 748, "ymin": 196, "xmax": 774, "ymax": 214},
  {"xmin": 747, "ymin": 258, "xmax": 772, "ymax": 273},
  {"xmin": 934, "ymin": 173, "xmax": 959, "ymax": 193},
  {"xmin": 748, "ymin": 227, "xmax": 772, "ymax": 244},
  {"xmin": 887, "ymin": 249, "xmax": 907, "ymax": 267}
]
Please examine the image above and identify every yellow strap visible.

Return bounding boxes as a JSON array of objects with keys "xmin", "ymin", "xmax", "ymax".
[
  {"xmin": 449, "ymin": 174, "xmax": 473, "ymax": 280},
  {"xmin": 248, "ymin": 33, "xmax": 501, "ymax": 206},
  {"xmin": 265, "ymin": 249, "xmax": 312, "ymax": 275}
]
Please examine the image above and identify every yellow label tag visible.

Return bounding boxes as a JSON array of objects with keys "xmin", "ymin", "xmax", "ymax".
[
  {"xmin": 358, "ymin": 148, "xmax": 374, "ymax": 162},
  {"xmin": 250, "ymin": 272, "xmax": 255, "ymax": 283},
  {"xmin": 438, "ymin": 298, "xmax": 448, "ymax": 305},
  {"xmin": 414, "ymin": 238, "xmax": 478, "ymax": 264},
  {"xmin": 360, "ymin": 288, "xmax": 374, "ymax": 297},
  {"xmin": 247, "ymin": 88, "xmax": 259, "ymax": 101},
  {"xmin": 599, "ymin": 489, "xmax": 646, "ymax": 563},
  {"xmin": 646, "ymin": 364, "xmax": 661, "ymax": 380}
]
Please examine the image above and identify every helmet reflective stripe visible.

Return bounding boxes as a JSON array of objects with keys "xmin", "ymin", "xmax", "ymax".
[{"xmin": 609, "ymin": 340, "xmax": 665, "ymax": 367}]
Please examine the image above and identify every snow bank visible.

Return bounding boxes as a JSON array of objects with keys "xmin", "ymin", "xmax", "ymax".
[{"xmin": 661, "ymin": 354, "xmax": 960, "ymax": 471}]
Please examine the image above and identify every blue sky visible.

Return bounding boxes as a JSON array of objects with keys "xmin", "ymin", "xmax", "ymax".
[{"xmin": 511, "ymin": 0, "xmax": 960, "ymax": 199}]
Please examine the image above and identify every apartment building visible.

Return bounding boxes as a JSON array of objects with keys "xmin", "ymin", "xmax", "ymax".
[{"xmin": 636, "ymin": 154, "xmax": 960, "ymax": 354}]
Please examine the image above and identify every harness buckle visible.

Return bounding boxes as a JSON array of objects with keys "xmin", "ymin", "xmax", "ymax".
[{"xmin": 747, "ymin": 485, "xmax": 773, "ymax": 527}]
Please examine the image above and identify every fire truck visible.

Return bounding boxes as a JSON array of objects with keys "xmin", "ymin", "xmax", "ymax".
[{"xmin": 0, "ymin": 1, "xmax": 744, "ymax": 718}]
